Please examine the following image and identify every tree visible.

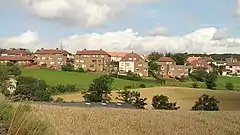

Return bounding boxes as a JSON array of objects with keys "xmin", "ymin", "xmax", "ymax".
[
  {"xmin": 2, "ymin": 76, "xmax": 52, "ymax": 101},
  {"xmin": 225, "ymin": 82, "xmax": 234, "ymax": 90},
  {"xmin": 148, "ymin": 52, "xmax": 163, "ymax": 62},
  {"xmin": 205, "ymin": 72, "xmax": 217, "ymax": 89},
  {"xmin": 116, "ymin": 89, "xmax": 147, "ymax": 109},
  {"xmin": 82, "ymin": 75, "xmax": 114, "ymax": 102},
  {"xmin": 61, "ymin": 63, "xmax": 74, "ymax": 71},
  {"xmin": 0, "ymin": 64, "xmax": 21, "ymax": 84},
  {"xmin": 189, "ymin": 69, "xmax": 208, "ymax": 82},
  {"xmin": 149, "ymin": 61, "xmax": 158, "ymax": 71},
  {"xmin": 192, "ymin": 94, "xmax": 220, "ymax": 111},
  {"xmin": 152, "ymin": 95, "xmax": 180, "ymax": 110}
]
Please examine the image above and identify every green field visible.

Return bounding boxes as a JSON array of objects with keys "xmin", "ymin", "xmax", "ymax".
[
  {"xmin": 21, "ymin": 68, "xmax": 158, "ymax": 90},
  {"xmin": 21, "ymin": 68, "xmax": 240, "ymax": 91}
]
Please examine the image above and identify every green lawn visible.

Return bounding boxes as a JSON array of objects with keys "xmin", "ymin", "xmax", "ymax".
[
  {"xmin": 216, "ymin": 76, "xmax": 240, "ymax": 90},
  {"xmin": 21, "ymin": 68, "xmax": 158, "ymax": 90}
]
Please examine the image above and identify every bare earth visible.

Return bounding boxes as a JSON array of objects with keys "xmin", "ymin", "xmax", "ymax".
[
  {"xmin": 54, "ymin": 87, "xmax": 240, "ymax": 111},
  {"xmin": 34, "ymin": 105, "xmax": 240, "ymax": 135}
]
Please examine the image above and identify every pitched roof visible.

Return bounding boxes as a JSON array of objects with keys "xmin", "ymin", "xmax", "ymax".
[
  {"xmin": 120, "ymin": 52, "xmax": 143, "ymax": 62},
  {"xmin": 226, "ymin": 61, "xmax": 240, "ymax": 66},
  {"xmin": 190, "ymin": 60, "xmax": 210, "ymax": 69},
  {"xmin": 186, "ymin": 56, "xmax": 200, "ymax": 63},
  {"xmin": 76, "ymin": 49, "xmax": 110, "ymax": 56},
  {"xmin": 107, "ymin": 52, "xmax": 127, "ymax": 57},
  {"xmin": 157, "ymin": 57, "xmax": 175, "ymax": 62},
  {"xmin": 3, "ymin": 49, "xmax": 31, "ymax": 55},
  {"xmin": 35, "ymin": 49, "xmax": 69, "ymax": 55},
  {"xmin": 0, "ymin": 56, "xmax": 35, "ymax": 61},
  {"xmin": 199, "ymin": 57, "xmax": 215, "ymax": 62}
]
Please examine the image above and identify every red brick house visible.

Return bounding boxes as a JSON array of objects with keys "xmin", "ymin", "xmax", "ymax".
[
  {"xmin": 190, "ymin": 60, "xmax": 213, "ymax": 73},
  {"xmin": 34, "ymin": 48, "xmax": 70, "ymax": 69},
  {"xmin": 0, "ymin": 55, "xmax": 36, "ymax": 66}
]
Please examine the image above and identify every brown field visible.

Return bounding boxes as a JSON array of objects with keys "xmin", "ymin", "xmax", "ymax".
[
  {"xmin": 53, "ymin": 87, "xmax": 240, "ymax": 111},
  {"xmin": 34, "ymin": 104, "xmax": 240, "ymax": 135}
]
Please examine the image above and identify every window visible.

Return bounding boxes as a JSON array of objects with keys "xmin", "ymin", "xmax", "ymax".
[
  {"xmin": 80, "ymin": 60, "xmax": 84, "ymax": 63},
  {"xmin": 230, "ymin": 66, "xmax": 233, "ymax": 68},
  {"xmin": 50, "ymin": 62, "xmax": 55, "ymax": 65},
  {"xmin": 18, "ymin": 61, "xmax": 22, "ymax": 64},
  {"xmin": 161, "ymin": 67, "xmax": 164, "ymax": 70},
  {"xmin": 168, "ymin": 71, "xmax": 171, "ymax": 74},
  {"xmin": 101, "ymin": 55, "xmax": 104, "ymax": 58},
  {"xmin": 58, "ymin": 57, "xmax": 62, "ymax": 60},
  {"xmin": 121, "ymin": 63, "xmax": 124, "ymax": 66},
  {"xmin": 144, "ymin": 68, "xmax": 148, "ymax": 71},
  {"xmin": 170, "ymin": 67, "xmax": 174, "ymax": 70},
  {"xmin": 129, "ymin": 58, "xmax": 132, "ymax": 60},
  {"xmin": 76, "ymin": 60, "xmax": 79, "ymax": 63},
  {"xmin": 126, "ymin": 63, "xmax": 130, "ymax": 66},
  {"xmin": 98, "ymin": 60, "xmax": 101, "ymax": 62},
  {"xmin": 92, "ymin": 60, "xmax": 96, "ymax": 62},
  {"xmin": 133, "ymin": 58, "xmax": 136, "ymax": 60},
  {"xmin": 96, "ymin": 55, "xmax": 99, "ymax": 57},
  {"xmin": 42, "ymin": 57, "xmax": 45, "ymax": 60},
  {"xmin": 57, "ymin": 62, "xmax": 61, "ymax": 64},
  {"xmin": 179, "ymin": 68, "xmax": 182, "ymax": 70},
  {"xmin": 84, "ymin": 55, "xmax": 87, "ymax": 57},
  {"xmin": 138, "ymin": 64, "xmax": 142, "ymax": 67},
  {"xmin": 90, "ymin": 64, "xmax": 94, "ymax": 67},
  {"xmin": 136, "ymin": 68, "xmax": 139, "ymax": 71},
  {"xmin": 161, "ymin": 72, "xmax": 164, "ymax": 74},
  {"xmin": 93, "ymin": 55, "xmax": 95, "ymax": 57},
  {"xmin": 87, "ymin": 55, "xmax": 90, "ymax": 57},
  {"xmin": 49, "ymin": 57, "xmax": 52, "ymax": 60}
]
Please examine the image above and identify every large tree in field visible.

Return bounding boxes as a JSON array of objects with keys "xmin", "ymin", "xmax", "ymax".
[{"xmin": 82, "ymin": 75, "xmax": 114, "ymax": 102}]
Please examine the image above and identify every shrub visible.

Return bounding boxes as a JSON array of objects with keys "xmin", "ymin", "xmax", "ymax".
[
  {"xmin": 82, "ymin": 75, "xmax": 113, "ymax": 102},
  {"xmin": 205, "ymin": 72, "xmax": 217, "ymax": 89},
  {"xmin": 2, "ymin": 76, "xmax": 52, "ymax": 101},
  {"xmin": 48, "ymin": 84, "xmax": 79, "ymax": 94},
  {"xmin": 225, "ymin": 82, "xmax": 234, "ymax": 90},
  {"xmin": 110, "ymin": 73, "xmax": 142, "ymax": 81},
  {"xmin": 192, "ymin": 94, "xmax": 220, "ymax": 111},
  {"xmin": 139, "ymin": 83, "xmax": 146, "ymax": 88},
  {"xmin": 76, "ymin": 67, "xmax": 85, "ymax": 72},
  {"xmin": 56, "ymin": 97, "xmax": 64, "ymax": 102},
  {"xmin": 189, "ymin": 70, "xmax": 208, "ymax": 82},
  {"xmin": 61, "ymin": 63, "xmax": 74, "ymax": 72},
  {"xmin": 175, "ymin": 76, "xmax": 185, "ymax": 82},
  {"xmin": 116, "ymin": 89, "xmax": 147, "ymax": 109},
  {"xmin": 124, "ymin": 85, "xmax": 133, "ymax": 90},
  {"xmin": 152, "ymin": 95, "xmax": 180, "ymax": 110},
  {"xmin": 192, "ymin": 82, "xmax": 199, "ymax": 88}
]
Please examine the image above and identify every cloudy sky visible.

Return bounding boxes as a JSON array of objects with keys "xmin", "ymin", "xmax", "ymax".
[{"xmin": 0, "ymin": 0, "xmax": 240, "ymax": 54}]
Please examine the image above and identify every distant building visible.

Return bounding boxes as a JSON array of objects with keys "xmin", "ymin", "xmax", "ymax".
[
  {"xmin": 199, "ymin": 57, "xmax": 217, "ymax": 65},
  {"xmin": 186, "ymin": 56, "xmax": 201, "ymax": 64},
  {"xmin": 75, "ymin": 49, "xmax": 111, "ymax": 72},
  {"xmin": 119, "ymin": 52, "xmax": 148, "ymax": 77},
  {"xmin": 1, "ymin": 48, "xmax": 31, "ymax": 56},
  {"xmin": 190, "ymin": 60, "xmax": 213, "ymax": 73},
  {"xmin": 0, "ymin": 55, "xmax": 36, "ymax": 66},
  {"xmin": 34, "ymin": 48, "xmax": 70, "ymax": 69},
  {"xmin": 157, "ymin": 57, "xmax": 189, "ymax": 78},
  {"xmin": 223, "ymin": 61, "xmax": 240, "ymax": 76},
  {"xmin": 107, "ymin": 52, "xmax": 127, "ymax": 62}
]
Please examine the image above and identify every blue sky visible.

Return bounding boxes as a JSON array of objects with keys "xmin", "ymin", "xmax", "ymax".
[{"xmin": 0, "ymin": 0, "xmax": 239, "ymax": 49}]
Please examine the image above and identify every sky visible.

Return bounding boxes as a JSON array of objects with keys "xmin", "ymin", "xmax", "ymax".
[{"xmin": 0, "ymin": 0, "xmax": 240, "ymax": 54}]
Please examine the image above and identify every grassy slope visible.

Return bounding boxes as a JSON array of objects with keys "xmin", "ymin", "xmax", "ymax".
[
  {"xmin": 21, "ymin": 68, "xmax": 157, "ymax": 89},
  {"xmin": 216, "ymin": 76, "xmax": 240, "ymax": 90},
  {"xmin": 54, "ymin": 87, "xmax": 240, "ymax": 111},
  {"xmin": 34, "ymin": 104, "xmax": 240, "ymax": 135}
]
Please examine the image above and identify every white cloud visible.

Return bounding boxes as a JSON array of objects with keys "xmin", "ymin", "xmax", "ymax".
[
  {"xmin": 0, "ymin": 31, "xmax": 40, "ymax": 51},
  {"xmin": 21, "ymin": 0, "xmax": 161, "ymax": 27},
  {"xmin": 2, "ymin": 27, "xmax": 240, "ymax": 54},
  {"xmin": 149, "ymin": 25, "xmax": 168, "ymax": 36},
  {"xmin": 237, "ymin": 0, "xmax": 240, "ymax": 15}
]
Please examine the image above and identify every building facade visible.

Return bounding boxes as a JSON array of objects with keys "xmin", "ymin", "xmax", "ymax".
[
  {"xmin": 157, "ymin": 57, "xmax": 189, "ymax": 78},
  {"xmin": 190, "ymin": 60, "xmax": 213, "ymax": 73},
  {"xmin": 119, "ymin": 52, "xmax": 148, "ymax": 77},
  {"xmin": 224, "ymin": 61, "xmax": 240, "ymax": 76},
  {"xmin": 34, "ymin": 48, "xmax": 69, "ymax": 69},
  {"xmin": 74, "ymin": 49, "xmax": 111, "ymax": 72},
  {"xmin": 0, "ymin": 56, "xmax": 36, "ymax": 66},
  {"xmin": 1, "ymin": 48, "xmax": 31, "ymax": 56}
]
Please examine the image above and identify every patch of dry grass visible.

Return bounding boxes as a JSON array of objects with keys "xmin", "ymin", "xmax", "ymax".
[
  {"xmin": 53, "ymin": 87, "xmax": 240, "ymax": 111},
  {"xmin": 34, "ymin": 104, "xmax": 240, "ymax": 135}
]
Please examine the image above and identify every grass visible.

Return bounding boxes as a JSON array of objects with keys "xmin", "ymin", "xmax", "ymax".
[
  {"xmin": 34, "ymin": 104, "xmax": 240, "ymax": 135},
  {"xmin": 54, "ymin": 87, "xmax": 240, "ymax": 111},
  {"xmin": 216, "ymin": 76, "xmax": 240, "ymax": 90},
  {"xmin": 21, "ymin": 68, "xmax": 159, "ymax": 90}
]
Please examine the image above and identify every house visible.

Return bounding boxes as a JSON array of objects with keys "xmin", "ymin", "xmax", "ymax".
[
  {"xmin": 1, "ymin": 48, "xmax": 31, "ymax": 56},
  {"xmin": 0, "ymin": 55, "xmax": 36, "ymax": 66},
  {"xmin": 157, "ymin": 57, "xmax": 189, "ymax": 78},
  {"xmin": 190, "ymin": 60, "xmax": 213, "ymax": 73},
  {"xmin": 107, "ymin": 52, "xmax": 127, "ymax": 62},
  {"xmin": 226, "ymin": 57, "xmax": 238, "ymax": 63},
  {"xmin": 186, "ymin": 56, "xmax": 201, "ymax": 64},
  {"xmin": 119, "ymin": 52, "xmax": 148, "ymax": 77},
  {"xmin": 34, "ymin": 48, "xmax": 70, "ymax": 69},
  {"xmin": 74, "ymin": 49, "xmax": 111, "ymax": 72},
  {"xmin": 199, "ymin": 57, "xmax": 217, "ymax": 65},
  {"xmin": 223, "ymin": 61, "xmax": 240, "ymax": 76}
]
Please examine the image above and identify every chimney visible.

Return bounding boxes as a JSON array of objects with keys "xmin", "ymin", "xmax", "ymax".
[
  {"xmin": 84, "ymin": 48, "xmax": 86, "ymax": 50},
  {"xmin": 41, "ymin": 48, "xmax": 44, "ymax": 50},
  {"xmin": 132, "ymin": 51, "xmax": 134, "ymax": 54},
  {"xmin": 100, "ymin": 49, "xmax": 102, "ymax": 50},
  {"xmin": 56, "ymin": 48, "xmax": 59, "ymax": 50}
]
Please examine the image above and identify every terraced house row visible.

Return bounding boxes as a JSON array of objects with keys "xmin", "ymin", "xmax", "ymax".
[{"xmin": 1, "ymin": 48, "xmax": 240, "ymax": 77}]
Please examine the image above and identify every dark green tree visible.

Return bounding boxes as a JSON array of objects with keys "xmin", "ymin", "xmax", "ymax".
[
  {"xmin": 149, "ymin": 61, "xmax": 158, "ymax": 71},
  {"xmin": 205, "ymin": 72, "xmax": 217, "ymax": 89},
  {"xmin": 152, "ymin": 95, "xmax": 180, "ymax": 110},
  {"xmin": 225, "ymin": 82, "xmax": 234, "ymax": 90},
  {"xmin": 189, "ymin": 69, "xmax": 208, "ymax": 82},
  {"xmin": 192, "ymin": 94, "xmax": 220, "ymax": 111},
  {"xmin": 82, "ymin": 75, "xmax": 114, "ymax": 102},
  {"xmin": 61, "ymin": 63, "xmax": 74, "ymax": 71},
  {"xmin": 148, "ymin": 52, "xmax": 163, "ymax": 62}
]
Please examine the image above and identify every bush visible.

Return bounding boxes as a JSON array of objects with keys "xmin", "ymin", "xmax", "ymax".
[
  {"xmin": 2, "ymin": 76, "xmax": 52, "ymax": 101},
  {"xmin": 189, "ymin": 70, "xmax": 208, "ymax": 82},
  {"xmin": 48, "ymin": 84, "xmax": 79, "ymax": 94},
  {"xmin": 205, "ymin": 72, "xmax": 217, "ymax": 89},
  {"xmin": 192, "ymin": 94, "xmax": 220, "ymax": 111},
  {"xmin": 175, "ymin": 76, "xmax": 185, "ymax": 82},
  {"xmin": 139, "ymin": 83, "xmax": 146, "ymax": 88},
  {"xmin": 152, "ymin": 95, "xmax": 180, "ymax": 110},
  {"xmin": 225, "ymin": 82, "xmax": 234, "ymax": 90},
  {"xmin": 116, "ymin": 89, "xmax": 147, "ymax": 109},
  {"xmin": 110, "ymin": 73, "xmax": 142, "ymax": 81},
  {"xmin": 124, "ymin": 85, "xmax": 133, "ymax": 90},
  {"xmin": 76, "ymin": 67, "xmax": 85, "ymax": 72},
  {"xmin": 56, "ymin": 97, "xmax": 64, "ymax": 102},
  {"xmin": 192, "ymin": 82, "xmax": 199, "ymax": 88},
  {"xmin": 61, "ymin": 63, "xmax": 74, "ymax": 72},
  {"xmin": 82, "ymin": 75, "xmax": 113, "ymax": 102}
]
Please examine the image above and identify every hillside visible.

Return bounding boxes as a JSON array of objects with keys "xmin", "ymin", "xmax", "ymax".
[
  {"xmin": 54, "ymin": 87, "xmax": 240, "ymax": 111},
  {"xmin": 34, "ymin": 104, "xmax": 240, "ymax": 135}
]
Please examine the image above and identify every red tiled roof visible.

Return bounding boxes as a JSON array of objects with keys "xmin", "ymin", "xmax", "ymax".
[
  {"xmin": 107, "ymin": 52, "xmax": 127, "ymax": 57},
  {"xmin": 226, "ymin": 61, "xmax": 240, "ymax": 66},
  {"xmin": 187, "ymin": 56, "xmax": 200, "ymax": 63},
  {"xmin": 120, "ymin": 52, "xmax": 142, "ymax": 62},
  {"xmin": 76, "ymin": 49, "xmax": 110, "ymax": 56},
  {"xmin": 3, "ymin": 49, "xmax": 31, "ymax": 55},
  {"xmin": 35, "ymin": 49, "xmax": 69, "ymax": 55},
  {"xmin": 199, "ymin": 57, "xmax": 215, "ymax": 62},
  {"xmin": 0, "ymin": 56, "xmax": 35, "ymax": 61},
  {"xmin": 190, "ymin": 60, "xmax": 209, "ymax": 68},
  {"xmin": 157, "ymin": 57, "xmax": 175, "ymax": 62}
]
